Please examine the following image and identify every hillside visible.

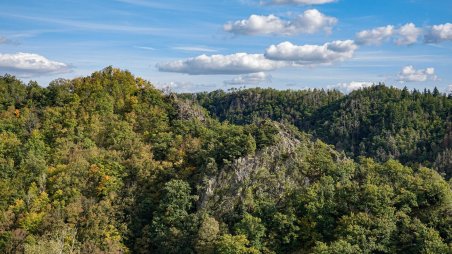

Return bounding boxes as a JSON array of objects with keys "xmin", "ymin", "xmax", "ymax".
[
  {"xmin": 0, "ymin": 68, "xmax": 451, "ymax": 254},
  {"xmin": 187, "ymin": 86, "xmax": 452, "ymax": 179}
]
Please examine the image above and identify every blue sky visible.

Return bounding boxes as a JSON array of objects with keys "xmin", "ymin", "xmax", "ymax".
[{"xmin": 0, "ymin": 0, "xmax": 451, "ymax": 93}]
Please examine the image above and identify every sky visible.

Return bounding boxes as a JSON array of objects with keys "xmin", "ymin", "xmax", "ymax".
[{"xmin": 0, "ymin": 0, "xmax": 452, "ymax": 93}]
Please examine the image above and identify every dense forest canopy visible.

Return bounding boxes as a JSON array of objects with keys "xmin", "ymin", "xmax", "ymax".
[
  {"xmin": 186, "ymin": 85, "xmax": 452, "ymax": 179},
  {"xmin": 0, "ymin": 67, "xmax": 451, "ymax": 254}
]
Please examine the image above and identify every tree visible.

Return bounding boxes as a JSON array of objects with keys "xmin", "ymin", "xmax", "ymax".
[
  {"xmin": 150, "ymin": 180, "xmax": 198, "ymax": 254},
  {"xmin": 215, "ymin": 234, "xmax": 259, "ymax": 254},
  {"xmin": 234, "ymin": 213, "xmax": 266, "ymax": 250},
  {"xmin": 195, "ymin": 215, "xmax": 220, "ymax": 254}
]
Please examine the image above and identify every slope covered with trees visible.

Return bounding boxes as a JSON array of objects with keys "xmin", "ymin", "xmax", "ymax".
[
  {"xmin": 188, "ymin": 86, "xmax": 452, "ymax": 179},
  {"xmin": 0, "ymin": 68, "xmax": 451, "ymax": 253}
]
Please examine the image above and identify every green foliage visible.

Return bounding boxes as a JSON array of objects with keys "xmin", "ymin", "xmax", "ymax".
[
  {"xmin": 150, "ymin": 180, "xmax": 198, "ymax": 253},
  {"xmin": 234, "ymin": 213, "xmax": 266, "ymax": 250},
  {"xmin": 0, "ymin": 70, "xmax": 450, "ymax": 254},
  {"xmin": 312, "ymin": 240, "xmax": 362, "ymax": 254},
  {"xmin": 195, "ymin": 215, "xmax": 220, "ymax": 254},
  {"xmin": 215, "ymin": 234, "xmax": 260, "ymax": 254},
  {"xmin": 191, "ymin": 85, "xmax": 452, "ymax": 179}
]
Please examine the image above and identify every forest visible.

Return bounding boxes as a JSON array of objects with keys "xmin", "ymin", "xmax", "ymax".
[{"xmin": 0, "ymin": 67, "xmax": 451, "ymax": 254}]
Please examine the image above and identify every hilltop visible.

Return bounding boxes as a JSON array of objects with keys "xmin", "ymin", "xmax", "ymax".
[{"xmin": 0, "ymin": 68, "xmax": 451, "ymax": 254}]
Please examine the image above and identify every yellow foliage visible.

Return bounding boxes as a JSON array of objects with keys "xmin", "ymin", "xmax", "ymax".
[
  {"xmin": 10, "ymin": 199, "xmax": 25, "ymax": 213},
  {"xmin": 19, "ymin": 212, "xmax": 46, "ymax": 232}
]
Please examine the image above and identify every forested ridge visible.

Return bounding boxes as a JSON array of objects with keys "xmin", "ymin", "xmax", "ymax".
[
  {"xmin": 187, "ymin": 85, "xmax": 452, "ymax": 179},
  {"xmin": 0, "ymin": 67, "xmax": 451, "ymax": 253}
]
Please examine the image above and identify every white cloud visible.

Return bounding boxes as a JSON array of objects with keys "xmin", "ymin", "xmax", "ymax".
[
  {"xmin": 424, "ymin": 23, "xmax": 452, "ymax": 43},
  {"xmin": 396, "ymin": 23, "xmax": 422, "ymax": 45},
  {"xmin": 224, "ymin": 72, "xmax": 272, "ymax": 85},
  {"xmin": 157, "ymin": 53, "xmax": 284, "ymax": 75},
  {"xmin": 224, "ymin": 9, "xmax": 337, "ymax": 36},
  {"xmin": 262, "ymin": 0, "xmax": 337, "ymax": 5},
  {"xmin": 356, "ymin": 23, "xmax": 452, "ymax": 46},
  {"xmin": 264, "ymin": 40, "xmax": 357, "ymax": 65},
  {"xmin": 157, "ymin": 40, "xmax": 357, "ymax": 75},
  {"xmin": 397, "ymin": 65, "xmax": 437, "ymax": 82},
  {"xmin": 329, "ymin": 81, "xmax": 374, "ymax": 93},
  {"xmin": 0, "ymin": 52, "xmax": 70, "ymax": 77},
  {"xmin": 355, "ymin": 25, "xmax": 394, "ymax": 45}
]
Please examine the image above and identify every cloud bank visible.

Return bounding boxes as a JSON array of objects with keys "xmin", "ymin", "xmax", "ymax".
[
  {"xmin": 157, "ymin": 53, "xmax": 284, "ymax": 75},
  {"xmin": 158, "ymin": 39, "xmax": 358, "ymax": 75},
  {"xmin": 356, "ymin": 23, "xmax": 452, "ymax": 46}
]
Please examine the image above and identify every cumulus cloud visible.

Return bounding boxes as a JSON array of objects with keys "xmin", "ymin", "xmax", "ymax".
[
  {"xmin": 356, "ymin": 23, "xmax": 452, "ymax": 46},
  {"xmin": 262, "ymin": 0, "xmax": 337, "ymax": 5},
  {"xmin": 224, "ymin": 9, "xmax": 337, "ymax": 36},
  {"xmin": 329, "ymin": 81, "xmax": 374, "ymax": 93},
  {"xmin": 157, "ymin": 53, "xmax": 284, "ymax": 75},
  {"xmin": 264, "ymin": 40, "xmax": 357, "ymax": 65},
  {"xmin": 395, "ymin": 23, "xmax": 422, "ymax": 45},
  {"xmin": 224, "ymin": 72, "xmax": 271, "ymax": 85},
  {"xmin": 424, "ymin": 23, "xmax": 452, "ymax": 43},
  {"xmin": 0, "ymin": 52, "xmax": 70, "ymax": 77},
  {"xmin": 397, "ymin": 65, "xmax": 437, "ymax": 82},
  {"xmin": 355, "ymin": 25, "xmax": 394, "ymax": 45}
]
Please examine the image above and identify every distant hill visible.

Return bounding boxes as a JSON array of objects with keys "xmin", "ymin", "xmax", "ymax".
[{"xmin": 186, "ymin": 85, "xmax": 452, "ymax": 178}]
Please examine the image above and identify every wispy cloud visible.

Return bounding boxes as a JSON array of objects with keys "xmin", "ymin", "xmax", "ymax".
[
  {"xmin": 114, "ymin": 0, "xmax": 215, "ymax": 14},
  {"xmin": 261, "ymin": 0, "xmax": 337, "ymax": 5},
  {"xmin": 135, "ymin": 46, "xmax": 156, "ymax": 51},
  {"xmin": 0, "ymin": 36, "xmax": 17, "ymax": 45},
  {"xmin": 352, "ymin": 51, "xmax": 448, "ymax": 63},
  {"xmin": 114, "ymin": 0, "xmax": 184, "ymax": 11},
  {"xmin": 0, "ymin": 36, "xmax": 9, "ymax": 44},
  {"xmin": 0, "ymin": 13, "xmax": 169, "ymax": 35},
  {"xmin": 171, "ymin": 46, "xmax": 218, "ymax": 53}
]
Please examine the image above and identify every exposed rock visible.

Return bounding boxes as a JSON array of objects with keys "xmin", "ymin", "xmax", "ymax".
[
  {"xmin": 171, "ymin": 94, "xmax": 208, "ymax": 122},
  {"xmin": 198, "ymin": 122, "xmax": 344, "ymax": 217}
]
